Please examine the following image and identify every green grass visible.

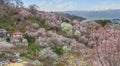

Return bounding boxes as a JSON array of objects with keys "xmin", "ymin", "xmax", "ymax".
[
  {"xmin": 20, "ymin": 54, "xmax": 34, "ymax": 62},
  {"xmin": 0, "ymin": 17, "xmax": 17, "ymax": 32},
  {"xmin": 24, "ymin": 35, "xmax": 41, "ymax": 56}
]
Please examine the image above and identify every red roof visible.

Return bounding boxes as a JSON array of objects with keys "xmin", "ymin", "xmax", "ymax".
[
  {"xmin": 12, "ymin": 35, "xmax": 23, "ymax": 39},
  {"xmin": 11, "ymin": 32, "xmax": 23, "ymax": 39}
]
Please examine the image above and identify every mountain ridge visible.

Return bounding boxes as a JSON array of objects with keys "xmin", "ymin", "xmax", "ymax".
[{"xmin": 64, "ymin": 9, "xmax": 120, "ymax": 20}]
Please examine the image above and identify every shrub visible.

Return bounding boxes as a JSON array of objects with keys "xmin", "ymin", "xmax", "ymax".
[
  {"xmin": 74, "ymin": 30, "xmax": 81, "ymax": 38},
  {"xmin": 27, "ymin": 43, "xmax": 40, "ymax": 56},
  {"xmin": 37, "ymin": 28, "xmax": 46, "ymax": 37},
  {"xmin": 39, "ymin": 47, "xmax": 58, "ymax": 59},
  {"xmin": 61, "ymin": 22, "xmax": 73, "ymax": 37},
  {"xmin": 53, "ymin": 47, "xmax": 64, "ymax": 55},
  {"xmin": 95, "ymin": 20, "xmax": 111, "ymax": 27},
  {"xmin": 52, "ymin": 46, "xmax": 71, "ymax": 55},
  {"xmin": 6, "ymin": 37, "xmax": 10, "ymax": 42},
  {"xmin": 62, "ymin": 46, "xmax": 71, "ymax": 53}
]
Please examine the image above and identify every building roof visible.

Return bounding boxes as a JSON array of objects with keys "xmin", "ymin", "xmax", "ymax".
[
  {"xmin": 0, "ymin": 29, "xmax": 7, "ymax": 33},
  {"xmin": 11, "ymin": 32, "xmax": 23, "ymax": 39}
]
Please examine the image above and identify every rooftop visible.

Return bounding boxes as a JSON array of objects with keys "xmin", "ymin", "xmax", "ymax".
[{"xmin": 0, "ymin": 29, "xmax": 7, "ymax": 33}]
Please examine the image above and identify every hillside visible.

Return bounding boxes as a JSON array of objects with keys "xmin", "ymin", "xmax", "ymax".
[
  {"xmin": 0, "ymin": 6, "xmax": 85, "ymax": 32},
  {"xmin": 0, "ymin": 0, "xmax": 120, "ymax": 66},
  {"xmin": 65, "ymin": 9, "xmax": 120, "ymax": 19}
]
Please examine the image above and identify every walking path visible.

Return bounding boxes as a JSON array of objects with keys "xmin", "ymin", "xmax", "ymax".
[{"xmin": 4, "ymin": 61, "xmax": 28, "ymax": 66}]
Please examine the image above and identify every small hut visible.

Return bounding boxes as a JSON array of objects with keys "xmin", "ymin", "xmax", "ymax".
[
  {"xmin": 10, "ymin": 32, "xmax": 28, "ymax": 46},
  {"xmin": 11, "ymin": 32, "xmax": 23, "ymax": 39}
]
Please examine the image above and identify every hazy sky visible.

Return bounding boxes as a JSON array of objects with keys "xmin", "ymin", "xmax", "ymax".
[{"xmin": 23, "ymin": 0, "xmax": 120, "ymax": 11}]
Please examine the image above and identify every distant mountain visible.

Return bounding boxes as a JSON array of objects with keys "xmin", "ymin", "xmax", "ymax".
[
  {"xmin": 53, "ymin": 12, "xmax": 86, "ymax": 21},
  {"xmin": 64, "ymin": 9, "xmax": 120, "ymax": 20}
]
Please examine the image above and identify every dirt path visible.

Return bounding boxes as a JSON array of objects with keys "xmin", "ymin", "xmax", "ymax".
[{"xmin": 4, "ymin": 61, "xmax": 28, "ymax": 66}]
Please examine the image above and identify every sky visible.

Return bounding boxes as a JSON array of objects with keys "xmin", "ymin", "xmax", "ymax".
[{"xmin": 23, "ymin": 0, "xmax": 120, "ymax": 12}]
